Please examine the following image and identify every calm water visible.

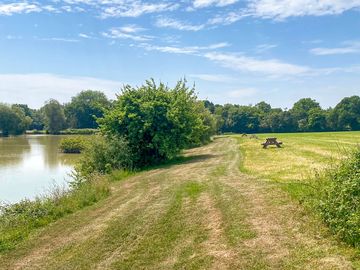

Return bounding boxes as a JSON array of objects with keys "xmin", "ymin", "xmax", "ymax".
[{"xmin": 0, "ymin": 135, "xmax": 81, "ymax": 203}]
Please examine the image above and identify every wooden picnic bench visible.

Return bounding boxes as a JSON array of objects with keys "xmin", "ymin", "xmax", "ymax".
[{"xmin": 261, "ymin": 137, "xmax": 283, "ymax": 148}]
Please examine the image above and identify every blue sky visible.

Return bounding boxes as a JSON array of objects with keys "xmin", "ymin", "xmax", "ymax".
[{"xmin": 0, "ymin": 0, "xmax": 360, "ymax": 108}]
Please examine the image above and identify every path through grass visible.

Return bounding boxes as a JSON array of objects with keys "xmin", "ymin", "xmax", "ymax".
[{"xmin": 1, "ymin": 136, "xmax": 359, "ymax": 269}]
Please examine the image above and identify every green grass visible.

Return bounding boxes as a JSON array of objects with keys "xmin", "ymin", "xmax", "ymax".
[
  {"xmin": 236, "ymin": 131, "xmax": 360, "ymax": 199},
  {"xmin": 0, "ymin": 171, "xmax": 132, "ymax": 253},
  {"xmin": 1, "ymin": 135, "xmax": 360, "ymax": 269},
  {"xmin": 236, "ymin": 131, "xmax": 360, "ymax": 250}
]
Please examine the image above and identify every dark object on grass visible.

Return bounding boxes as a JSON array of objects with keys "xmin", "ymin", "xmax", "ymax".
[
  {"xmin": 241, "ymin": 133, "xmax": 247, "ymax": 137},
  {"xmin": 261, "ymin": 137, "xmax": 282, "ymax": 148}
]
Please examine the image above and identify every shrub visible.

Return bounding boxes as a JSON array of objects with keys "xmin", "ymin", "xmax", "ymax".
[
  {"xmin": 59, "ymin": 136, "xmax": 87, "ymax": 153},
  {"xmin": 60, "ymin": 128, "xmax": 98, "ymax": 135},
  {"xmin": 76, "ymin": 135, "xmax": 133, "ymax": 176},
  {"xmin": 317, "ymin": 147, "xmax": 360, "ymax": 247},
  {"xmin": 99, "ymin": 79, "xmax": 216, "ymax": 167}
]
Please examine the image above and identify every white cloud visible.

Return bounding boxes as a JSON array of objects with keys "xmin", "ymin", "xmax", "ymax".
[
  {"xmin": 254, "ymin": 44, "xmax": 278, "ymax": 53},
  {"xmin": 204, "ymin": 52, "xmax": 311, "ymax": 77},
  {"xmin": 192, "ymin": 0, "xmax": 238, "ymax": 8},
  {"xmin": 78, "ymin": 33, "xmax": 93, "ymax": 39},
  {"xmin": 246, "ymin": 0, "xmax": 360, "ymax": 20},
  {"xmin": 0, "ymin": 1, "xmax": 179, "ymax": 18},
  {"xmin": 310, "ymin": 41, "xmax": 360, "ymax": 55},
  {"xmin": 102, "ymin": 27, "xmax": 153, "ymax": 41},
  {"xmin": 6, "ymin": 35, "xmax": 22, "ymax": 40},
  {"xmin": 100, "ymin": 2, "xmax": 179, "ymax": 18},
  {"xmin": 189, "ymin": 74, "xmax": 235, "ymax": 82},
  {"xmin": 139, "ymin": 42, "xmax": 230, "ymax": 55},
  {"xmin": 0, "ymin": 2, "xmax": 41, "ymax": 15},
  {"xmin": 119, "ymin": 24, "xmax": 145, "ymax": 33},
  {"xmin": 38, "ymin": 37, "xmax": 80, "ymax": 42},
  {"xmin": 207, "ymin": 0, "xmax": 360, "ymax": 26},
  {"xmin": 155, "ymin": 17, "xmax": 205, "ymax": 31},
  {"xmin": 0, "ymin": 73, "xmax": 123, "ymax": 108},
  {"xmin": 207, "ymin": 11, "xmax": 248, "ymax": 25}
]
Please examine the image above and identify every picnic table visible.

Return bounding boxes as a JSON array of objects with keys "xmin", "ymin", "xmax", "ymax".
[{"xmin": 261, "ymin": 137, "xmax": 282, "ymax": 148}]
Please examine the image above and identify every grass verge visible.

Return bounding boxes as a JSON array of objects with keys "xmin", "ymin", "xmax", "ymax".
[{"xmin": 0, "ymin": 171, "xmax": 131, "ymax": 253}]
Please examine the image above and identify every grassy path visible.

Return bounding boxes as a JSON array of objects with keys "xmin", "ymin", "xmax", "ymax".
[{"xmin": 0, "ymin": 137, "xmax": 359, "ymax": 269}]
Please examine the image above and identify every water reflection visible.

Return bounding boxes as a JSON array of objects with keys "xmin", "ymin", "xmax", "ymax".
[
  {"xmin": 0, "ymin": 135, "xmax": 81, "ymax": 203},
  {"xmin": 0, "ymin": 136, "xmax": 31, "ymax": 166}
]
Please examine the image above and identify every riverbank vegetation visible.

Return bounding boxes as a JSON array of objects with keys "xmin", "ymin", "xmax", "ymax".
[{"xmin": 0, "ymin": 174, "xmax": 112, "ymax": 252}]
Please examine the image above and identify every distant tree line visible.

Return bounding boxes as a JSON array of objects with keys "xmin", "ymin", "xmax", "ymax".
[
  {"xmin": 0, "ymin": 90, "xmax": 111, "ymax": 135},
  {"xmin": 204, "ymin": 95, "xmax": 360, "ymax": 134},
  {"xmin": 0, "ymin": 87, "xmax": 359, "ymax": 136}
]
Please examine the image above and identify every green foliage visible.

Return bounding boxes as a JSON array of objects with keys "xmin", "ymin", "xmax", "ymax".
[
  {"xmin": 0, "ymin": 175, "xmax": 110, "ymax": 252},
  {"xmin": 65, "ymin": 90, "xmax": 111, "ymax": 129},
  {"xmin": 42, "ymin": 99, "xmax": 66, "ymax": 134},
  {"xmin": 59, "ymin": 136, "xmax": 87, "ymax": 153},
  {"xmin": 0, "ymin": 104, "xmax": 32, "ymax": 136},
  {"xmin": 99, "ymin": 79, "xmax": 215, "ymax": 167},
  {"xmin": 329, "ymin": 96, "xmax": 360, "ymax": 131},
  {"xmin": 214, "ymin": 96, "xmax": 360, "ymax": 134},
  {"xmin": 77, "ymin": 135, "xmax": 133, "ymax": 176},
  {"xmin": 60, "ymin": 128, "xmax": 98, "ymax": 135},
  {"xmin": 316, "ymin": 148, "xmax": 360, "ymax": 247}
]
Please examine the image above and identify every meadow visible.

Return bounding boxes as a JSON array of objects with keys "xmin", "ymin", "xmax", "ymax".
[
  {"xmin": 1, "ymin": 132, "xmax": 360, "ymax": 269},
  {"xmin": 237, "ymin": 132, "xmax": 360, "ymax": 195}
]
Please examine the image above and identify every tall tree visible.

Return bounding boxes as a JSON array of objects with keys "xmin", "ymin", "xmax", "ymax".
[
  {"xmin": 329, "ymin": 96, "xmax": 360, "ymax": 131},
  {"xmin": 42, "ymin": 99, "xmax": 66, "ymax": 134},
  {"xmin": 290, "ymin": 98, "xmax": 322, "ymax": 131},
  {"xmin": 65, "ymin": 90, "xmax": 111, "ymax": 129},
  {"xmin": 0, "ymin": 104, "xmax": 32, "ymax": 136}
]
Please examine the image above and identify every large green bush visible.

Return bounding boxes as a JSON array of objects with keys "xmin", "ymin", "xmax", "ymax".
[
  {"xmin": 99, "ymin": 79, "xmax": 215, "ymax": 167},
  {"xmin": 317, "ymin": 148, "xmax": 360, "ymax": 247}
]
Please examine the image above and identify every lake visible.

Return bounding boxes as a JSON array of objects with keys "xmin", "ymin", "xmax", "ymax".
[{"xmin": 0, "ymin": 135, "xmax": 81, "ymax": 203}]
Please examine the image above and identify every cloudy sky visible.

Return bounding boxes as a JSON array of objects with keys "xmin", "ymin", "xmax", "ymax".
[{"xmin": 1, "ymin": 0, "xmax": 360, "ymax": 108}]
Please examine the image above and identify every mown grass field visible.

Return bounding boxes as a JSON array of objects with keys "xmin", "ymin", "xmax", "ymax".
[
  {"xmin": 1, "ymin": 133, "xmax": 360, "ymax": 269},
  {"xmin": 237, "ymin": 131, "xmax": 360, "ymax": 199}
]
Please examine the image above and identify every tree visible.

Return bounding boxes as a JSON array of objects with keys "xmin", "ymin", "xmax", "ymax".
[
  {"xmin": 307, "ymin": 108, "xmax": 327, "ymax": 131},
  {"xmin": 329, "ymin": 96, "xmax": 360, "ymax": 131},
  {"xmin": 290, "ymin": 98, "xmax": 322, "ymax": 131},
  {"xmin": 99, "ymin": 79, "xmax": 214, "ymax": 167},
  {"xmin": 42, "ymin": 99, "xmax": 66, "ymax": 134},
  {"xmin": 65, "ymin": 90, "xmax": 111, "ymax": 129},
  {"xmin": 0, "ymin": 104, "xmax": 32, "ymax": 136},
  {"xmin": 255, "ymin": 101, "xmax": 272, "ymax": 113}
]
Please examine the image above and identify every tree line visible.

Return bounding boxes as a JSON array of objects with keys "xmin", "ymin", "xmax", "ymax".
[
  {"xmin": 205, "ymin": 96, "xmax": 360, "ymax": 134},
  {"xmin": 0, "ymin": 90, "xmax": 111, "ymax": 135},
  {"xmin": 0, "ymin": 86, "xmax": 359, "ymax": 136}
]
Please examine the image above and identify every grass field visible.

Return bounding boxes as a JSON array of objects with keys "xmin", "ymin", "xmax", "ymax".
[
  {"xmin": 237, "ymin": 131, "xmax": 360, "ymax": 200},
  {"xmin": 1, "ymin": 133, "xmax": 360, "ymax": 269}
]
